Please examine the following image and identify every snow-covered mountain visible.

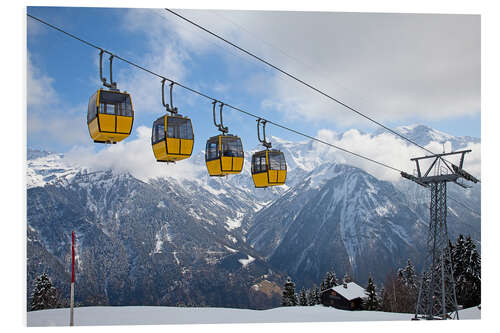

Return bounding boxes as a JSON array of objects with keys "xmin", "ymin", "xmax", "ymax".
[
  {"xmin": 245, "ymin": 162, "xmax": 480, "ymax": 287},
  {"xmin": 27, "ymin": 149, "xmax": 81, "ymax": 188},
  {"xmin": 376, "ymin": 124, "xmax": 480, "ymax": 149},
  {"xmin": 26, "ymin": 124, "xmax": 481, "ymax": 306},
  {"xmin": 27, "ymin": 162, "xmax": 285, "ymax": 309}
]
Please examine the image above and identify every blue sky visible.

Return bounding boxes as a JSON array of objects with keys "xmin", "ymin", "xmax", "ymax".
[{"xmin": 27, "ymin": 7, "xmax": 481, "ymax": 157}]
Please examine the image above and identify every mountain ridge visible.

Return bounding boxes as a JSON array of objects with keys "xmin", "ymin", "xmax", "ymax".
[{"xmin": 26, "ymin": 124, "xmax": 481, "ymax": 306}]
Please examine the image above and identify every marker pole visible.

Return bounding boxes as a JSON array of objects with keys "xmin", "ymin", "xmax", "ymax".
[{"xmin": 70, "ymin": 231, "xmax": 75, "ymax": 326}]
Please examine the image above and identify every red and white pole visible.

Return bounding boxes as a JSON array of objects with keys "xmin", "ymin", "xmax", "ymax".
[{"xmin": 70, "ymin": 231, "xmax": 75, "ymax": 326}]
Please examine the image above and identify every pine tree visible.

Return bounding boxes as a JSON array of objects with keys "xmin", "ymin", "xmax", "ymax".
[
  {"xmin": 343, "ymin": 272, "xmax": 352, "ymax": 284},
  {"xmin": 281, "ymin": 277, "xmax": 298, "ymax": 306},
  {"xmin": 30, "ymin": 273, "xmax": 60, "ymax": 311},
  {"xmin": 329, "ymin": 269, "xmax": 339, "ymax": 287},
  {"xmin": 320, "ymin": 280, "xmax": 326, "ymax": 292},
  {"xmin": 453, "ymin": 235, "xmax": 481, "ymax": 307},
  {"xmin": 378, "ymin": 287, "xmax": 385, "ymax": 311},
  {"xmin": 364, "ymin": 276, "xmax": 379, "ymax": 310},
  {"xmin": 305, "ymin": 288, "xmax": 315, "ymax": 306},
  {"xmin": 323, "ymin": 271, "xmax": 333, "ymax": 289},
  {"xmin": 403, "ymin": 259, "xmax": 417, "ymax": 290},
  {"xmin": 313, "ymin": 284, "xmax": 321, "ymax": 305},
  {"xmin": 299, "ymin": 288, "xmax": 308, "ymax": 306}
]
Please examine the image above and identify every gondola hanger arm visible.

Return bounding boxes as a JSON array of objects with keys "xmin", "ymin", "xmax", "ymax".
[
  {"xmin": 99, "ymin": 49, "xmax": 117, "ymax": 90},
  {"xmin": 162, "ymin": 79, "xmax": 178, "ymax": 115},
  {"xmin": 212, "ymin": 101, "xmax": 228, "ymax": 134},
  {"xmin": 257, "ymin": 118, "xmax": 272, "ymax": 149}
]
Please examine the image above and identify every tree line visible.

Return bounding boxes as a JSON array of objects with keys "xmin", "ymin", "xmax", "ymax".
[
  {"xmin": 381, "ymin": 234, "xmax": 481, "ymax": 312},
  {"xmin": 281, "ymin": 234, "xmax": 481, "ymax": 312},
  {"xmin": 28, "ymin": 234, "xmax": 480, "ymax": 312},
  {"xmin": 281, "ymin": 270, "xmax": 353, "ymax": 307}
]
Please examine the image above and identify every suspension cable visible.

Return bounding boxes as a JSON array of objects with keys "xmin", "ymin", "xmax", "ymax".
[
  {"xmin": 165, "ymin": 9, "xmax": 481, "ymax": 182},
  {"xmin": 448, "ymin": 195, "xmax": 481, "ymax": 217},
  {"xmin": 27, "ymin": 13, "xmax": 481, "ymax": 217},
  {"xmin": 27, "ymin": 13, "xmax": 404, "ymax": 174}
]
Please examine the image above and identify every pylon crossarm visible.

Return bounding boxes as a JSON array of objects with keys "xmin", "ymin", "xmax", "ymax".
[{"xmin": 410, "ymin": 149, "xmax": 471, "ymax": 161}]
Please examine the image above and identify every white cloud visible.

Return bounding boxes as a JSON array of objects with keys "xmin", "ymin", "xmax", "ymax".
[
  {"xmin": 27, "ymin": 16, "xmax": 44, "ymax": 37},
  {"xmin": 62, "ymin": 125, "xmax": 480, "ymax": 186},
  {"xmin": 115, "ymin": 9, "xmax": 206, "ymax": 115},
  {"xmin": 27, "ymin": 110, "xmax": 89, "ymax": 146},
  {"xmin": 177, "ymin": 10, "xmax": 480, "ymax": 126},
  {"xmin": 311, "ymin": 129, "xmax": 481, "ymax": 182},
  {"xmin": 27, "ymin": 53, "xmax": 57, "ymax": 108},
  {"xmin": 27, "ymin": 53, "xmax": 89, "ymax": 146},
  {"xmin": 65, "ymin": 126, "xmax": 204, "ymax": 182}
]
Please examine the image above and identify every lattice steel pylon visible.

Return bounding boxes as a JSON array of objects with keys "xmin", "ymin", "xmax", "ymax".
[{"xmin": 401, "ymin": 149, "xmax": 479, "ymax": 320}]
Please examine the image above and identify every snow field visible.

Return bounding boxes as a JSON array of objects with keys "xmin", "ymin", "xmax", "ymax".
[{"xmin": 27, "ymin": 305, "xmax": 480, "ymax": 327}]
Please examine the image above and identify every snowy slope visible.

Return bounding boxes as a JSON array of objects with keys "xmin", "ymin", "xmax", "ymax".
[
  {"xmin": 27, "ymin": 305, "xmax": 480, "ymax": 326},
  {"xmin": 27, "ymin": 149, "xmax": 82, "ymax": 188},
  {"xmin": 375, "ymin": 124, "xmax": 480, "ymax": 149},
  {"xmin": 26, "ymin": 124, "xmax": 480, "ymax": 308},
  {"xmin": 247, "ymin": 163, "xmax": 429, "ymax": 287}
]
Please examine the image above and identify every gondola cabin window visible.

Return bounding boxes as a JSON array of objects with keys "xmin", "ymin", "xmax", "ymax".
[
  {"xmin": 269, "ymin": 152, "xmax": 286, "ymax": 170},
  {"xmin": 251, "ymin": 154, "xmax": 267, "ymax": 173},
  {"xmin": 152, "ymin": 118, "xmax": 165, "ymax": 144},
  {"xmin": 179, "ymin": 119, "xmax": 193, "ymax": 140},
  {"xmin": 167, "ymin": 117, "xmax": 193, "ymax": 140},
  {"xmin": 98, "ymin": 91, "xmax": 132, "ymax": 116},
  {"xmin": 87, "ymin": 92, "xmax": 98, "ymax": 123},
  {"xmin": 221, "ymin": 137, "xmax": 243, "ymax": 157},
  {"xmin": 206, "ymin": 141, "xmax": 219, "ymax": 160}
]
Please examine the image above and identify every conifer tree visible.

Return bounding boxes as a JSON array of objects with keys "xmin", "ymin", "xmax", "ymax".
[
  {"xmin": 453, "ymin": 235, "xmax": 481, "ymax": 307},
  {"xmin": 329, "ymin": 269, "xmax": 339, "ymax": 287},
  {"xmin": 281, "ymin": 277, "xmax": 298, "ymax": 306},
  {"xmin": 403, "ymin": 259, "xmax": 417, "ymax": 290},
  {"xmin": 379, "ymin": 287, "xmax": 386, "ymax": 311},
  {"xmin": 305, "ymin": 288, "xmax": 315, "ymax": 306},
  {"xmin": 313, "ymin": 284, "xmax": 321, "ymax": 305},
  {"xmin": 324, "ymin": 271, "xmax": 333, "ymax": 289},
  {"xmin": 364, "ymin": 276, "xmax": 379, "ymax": 310},
  {"xmin": 30, "ymin": 273, "xmax": 60, "ymax": 311},
  {"xmin": 299, "ymin": 288, "xmax": 308, "ymax": 306}
]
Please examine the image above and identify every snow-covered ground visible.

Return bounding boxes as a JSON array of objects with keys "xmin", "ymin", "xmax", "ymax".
[{"xmin": 27, "ymin": 305, "xmax": 480, "ymax": 327}]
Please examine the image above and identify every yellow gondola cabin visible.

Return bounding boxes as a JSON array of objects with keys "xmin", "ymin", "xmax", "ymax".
[
  {"xmin": 87, "ymin": 89, "xmax": 134, "ymax": 144},
  {"xmin": 251, "ymin": 149, "xmax": 287, "ymax": 187},
  {"xmin": 205, "ymin": 134, "xmax": 244, "ymax": 176},
  {"xmin": 152, "ymin": 115, "xmax": 194, "ymax": 162}
]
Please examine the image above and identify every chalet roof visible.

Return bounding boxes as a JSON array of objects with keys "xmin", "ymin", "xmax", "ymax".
[{"xmin": 324, "ymin": 282, "xmax": 367, "ymax": 301}]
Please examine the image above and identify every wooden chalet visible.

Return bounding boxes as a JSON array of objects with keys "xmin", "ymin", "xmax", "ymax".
[{"xmin": 320, "ymin": 281, "xmax": 367, "ymax": 310}]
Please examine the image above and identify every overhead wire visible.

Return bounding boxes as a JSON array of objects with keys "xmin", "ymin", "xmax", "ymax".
[
  {"xmin": 26, "ymin": 13, "xmax": 404, "ymax": 174},
  {"xmin": 27, "ymin": 13, "xmax": 480, "ymax": 219},
  {"xmin": 208, "ymin": 10, "xmax": 379, "ymax": 117},
  {"xmin": 448, "ymin": 195, "xmax": 481, "ymax": 217},
  {"xmin": 164, "ymin": 9, "xmax": 435, "ymax": 155},
  {"xmin": 164, "ymin": 8, "xmax": 481, "ymax": 182}
]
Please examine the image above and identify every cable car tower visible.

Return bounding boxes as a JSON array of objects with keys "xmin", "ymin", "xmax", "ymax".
[{"xmin": 401, "ymin": 149, "xmax": 479, "ymax": 320}]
